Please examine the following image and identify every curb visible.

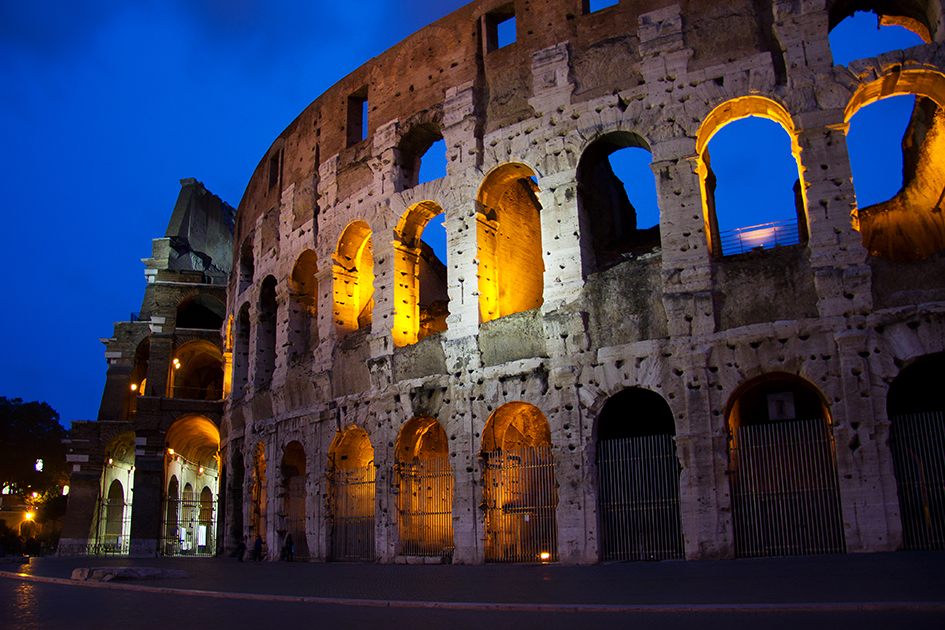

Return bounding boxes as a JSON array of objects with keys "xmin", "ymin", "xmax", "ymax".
[{"xmin": 3, "ymin": 570, "xmax": 944, "ymax": 614}]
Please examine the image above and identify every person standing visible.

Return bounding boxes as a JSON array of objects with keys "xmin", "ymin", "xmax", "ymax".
[
  {"xmin": 237, "ymin": 536, "xmax": 246, "ymax": 562},
  {"xmin": 253, "ymin": 534, "xmax": 263, "ymax": 561},
  {"xmin": 284, "ymin": 534, "xmax": 294, "ymax": 562}
]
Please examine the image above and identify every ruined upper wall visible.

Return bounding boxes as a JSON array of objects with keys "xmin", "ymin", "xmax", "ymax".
[{"xmin": 231, "ymin": 0, "xmax": 809, "ymax": 246}]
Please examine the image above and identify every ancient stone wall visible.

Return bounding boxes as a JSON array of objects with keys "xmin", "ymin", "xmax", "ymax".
[{"xmin": 224, "ymin": 0, "xmax": 945, "ymax": 563}]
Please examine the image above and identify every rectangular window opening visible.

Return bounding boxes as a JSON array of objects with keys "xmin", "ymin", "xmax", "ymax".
[
  {"xmin": 346, "ymin": 86, "xmax": 368, "ymax": 147},
  {"xmin": 485, "ymin": 5, "xmax": 516, "ymax": 52},
  {"xmin": 268, "ymin": 150, "xmax": 282, "ymax": 190}
]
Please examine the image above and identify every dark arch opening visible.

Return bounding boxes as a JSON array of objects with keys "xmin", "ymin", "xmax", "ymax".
[
  {"xmin": 888, "ymin": 352, "xmax": 945, "ymax": 416},
  {"xmin": 577, "ymin": 132, "xmax": 660, "ymax": 272},
  {"xmin": 727, "ymin": 373, "xmax": 830, "ymax": 429},
  {"xmin": 177, "ymin": 294, "xmax": 226, "ymax": 330},
  {"xmin": 597, "ymin": 388, "xmax": 675, "ymax": 439},
  {"xmin": 255, "ymin": 276, "xmax": 277, "ymax": 388},
  {"xmin": 399, "ymin": 123, "xmax": 445, "ymax": 189}
]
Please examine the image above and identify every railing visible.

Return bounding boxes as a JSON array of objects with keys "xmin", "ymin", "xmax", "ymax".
[
  {"xmin": 889, "ymin": 411, "xmax": 945, "ymax": 551},
  {"xmin": 161, "ymin": 498, "xmax": 217, "ymax": 557},
  {"xmin": 729, "ymin": 418, "xmax": 845, "ymax": 558},
  {"xmin": 396, "ymin": 456, "xmax": 454, "ymax": 558},
  {"xmin": 598, "ymin": 435, "xmax": 684, "ymax": 562},
  {"xmin": 719, "ymin": 219, "xmax": 800, "ymax": 256},
  {"xmin": 482, "ymin": 446, "xmax": 558, "ymax": 563},
  {"xmin": 329, "ymin": 464, "xmax": 376, "ymax": 562}
]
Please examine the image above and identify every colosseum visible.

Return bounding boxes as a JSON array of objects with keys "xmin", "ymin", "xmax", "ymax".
[{"xmin": 62, "ymin": 0, "xmax": 945, "ymax": 564}]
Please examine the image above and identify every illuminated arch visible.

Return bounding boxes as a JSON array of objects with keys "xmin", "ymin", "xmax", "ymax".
[
  {"xmin": 123, "ymin": 336, "xmax": 150, "ymax": 420},
  {"xmin": 695, "ymin": 96, "xmax": 808, "ymax": 257},
  {"xmin": 95, "ymin": 432, "xmax": 136, "ymax": 554},
  {"xmin": 250, "ymin": 442, "xmax": 267, "ymax": 547},
  {"xmin": 288, "ymin": 250, "xmax": 319, "ymax": 358},
  {"xmin": 328, "ymin": 427, "xmax": 376, "ymax": 562},
  {"xmin": 394, "ymin": 417, "xmax": 453, "ymax": 557},
  {"xmin": 164, "ymin": 415, "xmax": 221, "ymax": 556},
  {"xmin": 844, "ymin": 69, "xmax": 945, "ymax": 260},
  {"xmin": 480, "ymin": 402, "xmax": 557, "ymax": 563},
  {"xmin": 333, "ymin": 221, "xmax": 375, "ymax": 335},
  {"xmin": 170, "ymin": 339, "xmax": 223, "ymax": 400},
  {"xmin": 476, "ymin": 163, "xmax": 544, "ymax": 323},
  {"xmin": 393, "ymin": 202, "xmax": 449, "ymax": 346}
]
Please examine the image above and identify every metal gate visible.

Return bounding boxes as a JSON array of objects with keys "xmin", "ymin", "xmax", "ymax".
[
  {"xmin": 396, "ymin": 456, "xmax": 454, "ymax": 557},
  {"xmin": 91, "ymin": 498, "xmax": 132, "ymax": 555},
  {"xmin": 729, "ymin": 418, "xmax": 845, "ymax": 557},
  {"xmin": 329, "ymin": 464, "xmax": 376, "ymax": 562},
  {"xmin": 162, "ymin": 497, "xmax": 216, "ymax": 556},
  {"xmin": 598, "ymin": 435, "xmax": 684, "ymax": 561},
  {"xmin": 889, "ymin": 411, "xmax": 945, "ymax": 550},
  {"xmin": 482, "ymin": 446, "xmax": 558, "ymax": 563},
  {"xmin": 285, "ymin": 475, "xmax": 309, "ymax": 559}
]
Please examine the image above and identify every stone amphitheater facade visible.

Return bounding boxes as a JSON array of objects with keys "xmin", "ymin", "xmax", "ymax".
[{"xmin": 223, "ymin": 0, "xmax": 945, "ymax": 564}]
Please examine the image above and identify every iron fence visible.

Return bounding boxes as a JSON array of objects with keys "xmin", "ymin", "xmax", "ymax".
[
  {"xmin": 598, "ymin": 435, "xmax": 684, "ymax": 561},
  {"xmin": 396, "ymin": 456, "xmax": 454, "ymax": 558},
  {"xmin": 889, "ymin": 411, "xmax": 945, "ymax": 550},
  {"xmin": 719, "ymin": 219, "xmax": 800, "ymax": 256},
  {"xmin": 161, "ymin": 497, "xmax": 217, "ymax": 557},
  {"xmin": 482, "ymin": 446, "xmax": 558, "ymax": 563},
  {"xmin": 90, "ymin": 498, "xmax": 132, "ymax": 555},
  {"xmin": 729, "ymin": 418, "xmax": 845, "ymax": 557},
  {"xmin": 284, "ymin": 475, "xmax": 309, "ymax": 560},
  {"xmin": 329, "ymin": 464, "xmax": 376, "ymax": 562}
]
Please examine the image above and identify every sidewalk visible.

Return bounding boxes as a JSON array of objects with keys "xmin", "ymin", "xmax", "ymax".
[{"xmin": 3, "ymin": 550, "xmax": 944, "ymax": 609}]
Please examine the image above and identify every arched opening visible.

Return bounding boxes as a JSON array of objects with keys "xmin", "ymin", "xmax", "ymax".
[
  {"xmin": 328, "ymin": 427, "xmax": 375, "ymax": 562},
  {"xmin": 696, "ymin": 97, "xmax": 808, "ymax": 258},
  {"xmin": 476, "ymin": 163, "xmax": 544, "ymax": 323},
  {"xmin": 398, "ymin": 123, "xmax": 445, "ymax": 189},
  {"xmin": 94, "ymin": 432, "xmax": 135, "ymax": 555},
  {"xmin": 887, "ymin": 353, "xmax": 945, "ymax": 550},
  {"xmin": 255, "ymin": 276, "xmax": 277, "ymax": 387},
  {"xmin": 170, "ymin": 340, "xmax": 224, "ymax": 400},
  {"xmin": 844, "ymin": 69, "xmax": 945, "ymax": 262},
  {"xmin": 394, "ymin": 417, "xmax": 453, "ymax": 558},
  {"xmin": 232, "ymin": 303, "xmax": 250, "ymax": 400},
  {"xmin": 238, "ymin": 237, "xmax": 254, "ymax": 294},
  {"xmin": 596, "ymin": 388, "xmax": 683, "ymax": 561},
  {"xmin": 177, "ymin": 294, "xmax": 226, "ymax": 330},
  {"xmin": 163, "ymin": 414, "xmax": 221, "ymax": 556},
  {"xmin": 577, "ymin": 132, "xmax": 661, "ymax": 273},
  {"xmin": 481, "ymin": 402, "xmax": 557, "ymax": 563},
  {"xmin": 123, "ymin": 337, "xmax": 149, "ymax": 420},
  {"xmin": 828, "ymin": 1, "xmax": 941, "ymax": 46},
  {"xmin": 280, "ymin": 441, "xmax": 308, "ymax": 560},
  {"xmin": 288, "ymin": 250, "xmax": 319, "ymax": 361},
  {"xmin": 393, "ymin": 202, "xmax": 449, "ymax": 346},
  {"xmin": 251, "ymin": 442, "xmax": 267, "ymax": 553},
  {"xmin": 333, "ymin": 221, "xmax": 375, "ymax": 335},
  {"xmin": 726, "ymin": 374, "xmax": 844, "ymax": 557}
]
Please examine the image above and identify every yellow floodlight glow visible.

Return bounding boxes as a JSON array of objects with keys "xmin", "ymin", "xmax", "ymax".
[
  {"xmin": 540, "ymin": 551, "xmax": 551, "ymax": 561},
  {"xmin": 168, "ymin": 448, "xmax": 175, "ymax": 456},
  {"xmin": 25, "ymin": 512, "xmax": 34, "ymax": 521},
  {"xmin": 130, "ymin": 383, "xmax": 137, "ymax": 391}
]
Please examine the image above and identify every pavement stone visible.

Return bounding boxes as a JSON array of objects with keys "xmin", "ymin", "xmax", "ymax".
[{"xmin": 2, "ymin": 550, "xmax": 944, "ymax": 607}]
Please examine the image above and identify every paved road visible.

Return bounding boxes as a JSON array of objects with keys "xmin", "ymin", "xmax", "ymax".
[{"xmin": 1, "ymin": 551, "xmax": 944, "ymax": 629}]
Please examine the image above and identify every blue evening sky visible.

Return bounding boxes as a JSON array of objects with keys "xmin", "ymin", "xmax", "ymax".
[{"xmin": 0, "ymin": 4, "xmax": 925, "ymax": 425}]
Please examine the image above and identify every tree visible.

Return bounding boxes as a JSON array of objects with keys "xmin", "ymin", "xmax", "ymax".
[{"xmin": 0, "ymin": 397, "xmax": 67, "ymax": 502}]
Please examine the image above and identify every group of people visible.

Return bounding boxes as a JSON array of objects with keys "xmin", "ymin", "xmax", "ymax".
[{"xmin": 235, "ymin": 533, "xmax": 294, "ymax": 562}]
